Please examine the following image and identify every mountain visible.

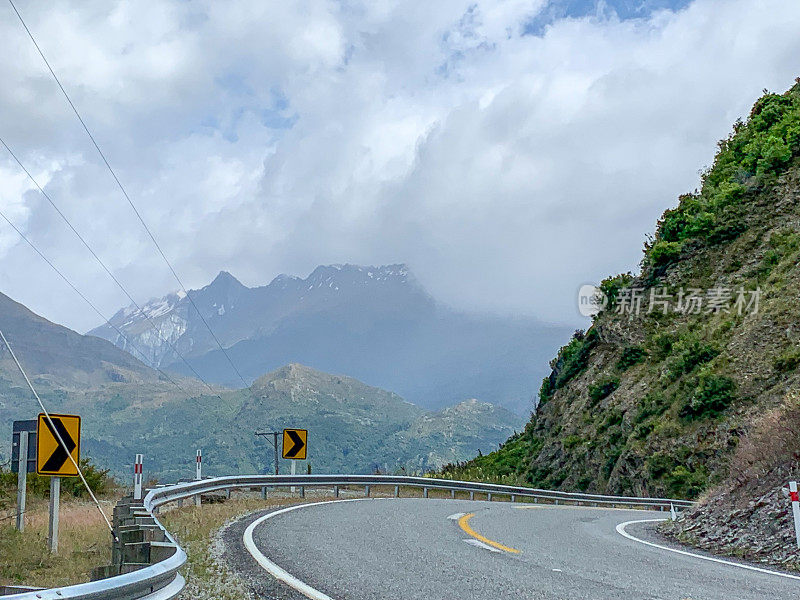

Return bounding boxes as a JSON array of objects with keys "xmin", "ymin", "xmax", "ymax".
[
  {"xmin": 15, "ymin": 363, "xmax": 525, "ymax": 480},
  {"xmin": 444, "ymin": 82, "xmax": 800, "ymax": 527},
  {"xmin": 0, "ymin": 291, "xmax": 160, "ymax": 389},
  {"xmin": 90, "ymin": 264, "xmax": 571, "ymax": 413},
  {"xmin": 0, "ymin": 290, "xmax": 524, "ymax": 478}
]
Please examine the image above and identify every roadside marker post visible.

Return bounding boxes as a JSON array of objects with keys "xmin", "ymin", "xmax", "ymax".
[
  {"xmin": 790, "ymin": 481, "xmax": 800, "ymax": 549},
  {"xmin": 195, "ymin": 449, "xmax": 202, "ymax": 506},
  {"xmin": 133, "ymin": 454, "xmax": 143, "ymax": 500}
]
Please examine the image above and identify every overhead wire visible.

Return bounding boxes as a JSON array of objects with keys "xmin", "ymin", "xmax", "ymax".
[
  {"xmin": 0, "ymin": 137, "xmax": 229, "ymax": 400},
  {"xmin": 8, "ymin": 0, "xmax": 251, "ymax": 389},
  {"xmin": 0, "ymin": 206, "xmax": 198, "ymax": 397},
  {"xmin": 0, "ymin": 327, "xmax": 117, "ymax": 539}
]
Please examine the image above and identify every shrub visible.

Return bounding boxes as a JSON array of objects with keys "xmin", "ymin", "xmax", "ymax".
[
  {"xmin": 680, "ymin": 374, "xmax": 737, "ymax": 420},
  {"xmin": 562, "ymin": 435, "xmax": 584, "ymax": 450},
  {"xmin": 774, "ymin": 347, "xmax": 800, "ymax": 373},
  {"xmin": 588, "ymin": 376, "xmax": 620, "ymax": 404},
  {"xmin": 599, "ymin": 273, "xmax": 633, "ymax": 307},
  {"xmin": 649, "ymin": 241, "xmax": 682, "ymax": 267},
  {"xmin": 665, "ymin": 336, "xmax": 719, "ymax": 380},
  {"xmin": 617, "ymin": 346, "xmax": 648, "ymax": 370}
]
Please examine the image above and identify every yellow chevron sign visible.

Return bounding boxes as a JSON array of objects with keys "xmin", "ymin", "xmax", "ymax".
[{"xmin": 36, "ymin": 413, "xmax": 80, "ymax": 476}]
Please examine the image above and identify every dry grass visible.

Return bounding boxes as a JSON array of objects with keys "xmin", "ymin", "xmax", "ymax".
[{"xmin": 0, "ymin": 495, "xmax": 115, "ymax": 588}]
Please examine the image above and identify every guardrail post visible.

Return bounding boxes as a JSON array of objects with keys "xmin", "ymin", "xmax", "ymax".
[
  {"xmin": 487, "ymin": 492, "xmax": 493, "ymax": 502},
  {"xmin": 300, "ymin": 486, "xmax": 305, "ymax": 498},
  {"xmin": 469, "ymin": 491, "xmax": 475, "ymax": 501},
  {"xmin": 261, "ymin": 486, "xmax": 267, "ymax": 499},
  {"xmin": 334, "ymin": 485, "xmax": 339, "ymax": 498},
  {"xmin": 450, "ymin": 489, "xmax": 455, "ymax": 499},
  {"xmin": 533, "ymin": 497, "xmax": 538, "ymax": 504},
  {"xmin": 554, "ymin": 499, "xmax": 559, "ymax": 506},
  {"xmin": 364, "ymin": 485, "xmax": 370, "ymax": 497},
  {"xmin": 510, "ymin": 494, "xmax": 515, "ymax": 503},
  {"xmin": 394, "ymin": 485, "xmax": 399, "ymax": 498}
]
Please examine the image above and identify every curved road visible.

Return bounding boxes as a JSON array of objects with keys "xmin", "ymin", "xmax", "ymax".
[{"xmin": 238, "ymin": 498, "xmax": 799, "ymax": 599}]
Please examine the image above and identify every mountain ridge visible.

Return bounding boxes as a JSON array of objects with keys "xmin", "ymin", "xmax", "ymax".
[{"xmin": 90, "ymin": 263, "xmax": 571, "ymax": 413}]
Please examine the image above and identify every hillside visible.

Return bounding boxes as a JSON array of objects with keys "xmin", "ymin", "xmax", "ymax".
[
  {"xmin": 89, "ymin": 264, "xmax": 570, "ymax": 413},
  {"xmin": 56, "ymin": 363, "xmax": 525, "ymax": 480},
  {"xmin": 444, "ymin": 81, "xmax": 800, "ymax": 512}
]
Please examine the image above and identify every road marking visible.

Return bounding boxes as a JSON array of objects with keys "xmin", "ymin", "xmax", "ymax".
[
  {"xmin": 244, "ymin": 498, "xmax": 368, "ymax": 600},
  {"xmin": 457, "ymin": 512, "xmax": 521, "ymax": 554},
  {"xmin": 616, "ymin": 518, "xmax": 800, "ymax": 581},
  {"xmin": 552, "ymin": 568, "xmax": 562, "ymax": 572},
  {"xmin": 447, "ymin": 512, "xmax": 466, "ymax": 520},
  {"xmin": 464, "ymin": 538, "xmax": 502, "ymax": 552}
]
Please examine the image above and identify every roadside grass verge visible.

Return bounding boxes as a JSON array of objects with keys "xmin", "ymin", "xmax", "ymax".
[{"xmin": 0, "ymin": 496, "xmax": 114, "ymax": 588}]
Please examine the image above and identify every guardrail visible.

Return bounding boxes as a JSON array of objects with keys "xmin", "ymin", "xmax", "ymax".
[{"xmin": 4, "ymin": 475, "xmax": 695, "ymax": 600}]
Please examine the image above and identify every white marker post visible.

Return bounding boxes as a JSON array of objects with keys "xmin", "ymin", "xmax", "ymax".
[
  {"xmin": 291, "ymin": 459, "xmax": 296, "ymax": 493},
  {"xmin": 16, "ymin": 431, "xmax": 28, "ymax": 532},
  {"xmin": 789, "ymin": 481, "xmax": 800, "ymax": 549},
  {"xmin": 195, "ymin": 449, "xmax": 202, "ymax": 506},
  {"xmin": 133, "ymin": 454, "xmax": 143, "ymax": 501},
  {"xmin": 48, "ymin": 476, "xmax": 60, "ymax": 554}
]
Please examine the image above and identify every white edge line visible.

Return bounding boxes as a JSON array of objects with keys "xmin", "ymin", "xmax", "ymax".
[
  {"xmin": 464, "ymin": 538, "xmax": 502, "ymax": 553},
  {"xmin": 616, "ymin": 518, "xmax": 800, "ymax": 581},
  {"xmin": 244, "ymin": 498, "xmax": 369, "ymax": 600}
]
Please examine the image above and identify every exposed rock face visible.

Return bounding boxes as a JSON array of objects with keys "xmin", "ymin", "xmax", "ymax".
[{"xmin": 662, "ymin": 475, "xmax": 800, "ymax": 571}]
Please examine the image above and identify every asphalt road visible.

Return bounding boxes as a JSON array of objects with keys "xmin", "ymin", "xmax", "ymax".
[{"xmin": 239, "ymin": 498, "xmax": 800, "ymax": 599}]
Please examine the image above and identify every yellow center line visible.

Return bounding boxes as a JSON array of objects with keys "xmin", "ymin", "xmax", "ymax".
[{"xmin": 457, "ymin": 512, "xmax": 521, "ymax": 554}]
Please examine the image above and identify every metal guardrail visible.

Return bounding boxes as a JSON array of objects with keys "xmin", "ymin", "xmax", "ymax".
[{"xmin": 3, "ymin": 475, "xmax": 695, "ymax": 600}]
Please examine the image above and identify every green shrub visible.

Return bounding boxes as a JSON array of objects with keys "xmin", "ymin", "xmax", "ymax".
[
  {"xmin": 649, "ymin": 241, "xmax": 682, "ymax": 266},
  {"xmin": 774, "ymin": 347, "xmax": 800, "ymax": 373},
  {"xmin": 588, "ymin": 376, "xmax": 620, "ymax": 404},
  {"xmin": 633, "ymin": 393, "xmax": 669, "ymax": 424},
  {"xmin": 648, "ymin": 83, "xmax": 800, "ymax": 265},
  {"xmin": 680, "ymin": 374, "xmax": 737, "ymax": 420},
  {"xmin": 599, "ymin": 273, "xmax": 633, "ymax": 307},
  {"xmin": 665, "ymin": 336, "xmax": 719, "ymax": 380},
  {"xmin": 562, "ymin": 435, "xmax": 584, "ymax": 450},
  {"xmin": 617, "ymin": 346, "xmax": 648, "ymax": 370}
]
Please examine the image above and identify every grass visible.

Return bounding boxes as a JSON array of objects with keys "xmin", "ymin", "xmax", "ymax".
[{"xmin": 0, "ymin": 495, "xmax": 114, "ymax": 588}]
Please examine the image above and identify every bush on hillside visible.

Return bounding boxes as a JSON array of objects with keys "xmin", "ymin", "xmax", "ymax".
[
  {"xmin": 616, "ymin": 345, "xmax": 648, "ymax": 370},
  {"xmin": 588, "ymin": 376, "xmax": 620, "ymax": 404},
  {"xmin": 680, "ymin": 374, "xmax": 737, "ymax": 420}
]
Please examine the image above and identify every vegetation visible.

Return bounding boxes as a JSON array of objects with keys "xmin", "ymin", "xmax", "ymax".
[{"xmin": 441, "ymin": 81, "xmax": 800, "ymax": 500}]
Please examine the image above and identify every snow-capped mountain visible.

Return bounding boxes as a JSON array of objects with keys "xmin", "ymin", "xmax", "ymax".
[{"xmin": 89, "ymin": 264, "xmax": 570, "ymax": 413}]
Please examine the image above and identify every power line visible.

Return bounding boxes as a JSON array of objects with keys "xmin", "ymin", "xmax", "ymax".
[
  {"xmin": 0, "ymin": 207, "xmax": 195, "ymax": 396},
  {"xmin": 0, "ymin": 327, "xmax": 116, "ymax": 539},
  {"xmin": 8, "ymin": 0, "xmax": 251, "ymax": 389},
  {"xmin": 0, "ymin": 136, "xmax": 227, "ymax": 399}
]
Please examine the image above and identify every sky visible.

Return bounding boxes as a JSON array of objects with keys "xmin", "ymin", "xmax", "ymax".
[{"xmin": 0, "ymin": 0, "xmax": 798, "ymax": 333}]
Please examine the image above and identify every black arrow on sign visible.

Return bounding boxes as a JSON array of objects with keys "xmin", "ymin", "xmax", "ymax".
[
  {"xmin": 284, "ymin": 430, "xmax": 305, "ymax": 458},
  {"xmin": 42, "ymin": 417, "xmax": 76, "ymax": 472}
]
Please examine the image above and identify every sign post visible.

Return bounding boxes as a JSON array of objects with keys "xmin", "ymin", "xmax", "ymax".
[
  {"xmin": 790, "ymin": 481, "xmax": 800, "ymax": 549},
  {"xmin": 12, "ymin": 419, "xmax": 37, "ymax": 533},
  {"xmin": 48, "ymin": 476, "xmax": 60, "ymax": 554},
  {"xmin": 36, "ymin": 413, "xmax": 80, "ymax": 555},
  {"xmin": 16, "ymin": 430, "xmax": 28, "ymax": 532}
]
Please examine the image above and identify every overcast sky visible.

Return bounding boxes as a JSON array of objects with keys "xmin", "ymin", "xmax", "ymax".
[{"xmin": 0, "ymin": 0, "xmax": 798, "ymax": 333}]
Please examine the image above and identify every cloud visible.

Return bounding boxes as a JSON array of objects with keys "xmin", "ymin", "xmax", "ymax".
[{"xmin": 0, "ymin": 0, "xmax": 798, "ymax": 332}]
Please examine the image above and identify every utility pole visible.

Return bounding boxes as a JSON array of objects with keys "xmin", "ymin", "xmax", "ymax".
[{"xmin": 255, "ymin": 431, "xmax": 280, "ymax": 475}]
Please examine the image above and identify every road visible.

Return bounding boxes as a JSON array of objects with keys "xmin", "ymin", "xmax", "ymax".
[{"xmin": 237, "ymin": 498, "xmax": 800, "ymax": 600}]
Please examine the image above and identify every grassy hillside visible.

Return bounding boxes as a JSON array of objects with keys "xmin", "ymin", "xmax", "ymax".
[
  {"xmin": 443, "ymin": 80, "xmax": 800, "ymax": 499},
  {"xmin": 2, "ymin": 360, "xmax": 524, "ymax": 480}
]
